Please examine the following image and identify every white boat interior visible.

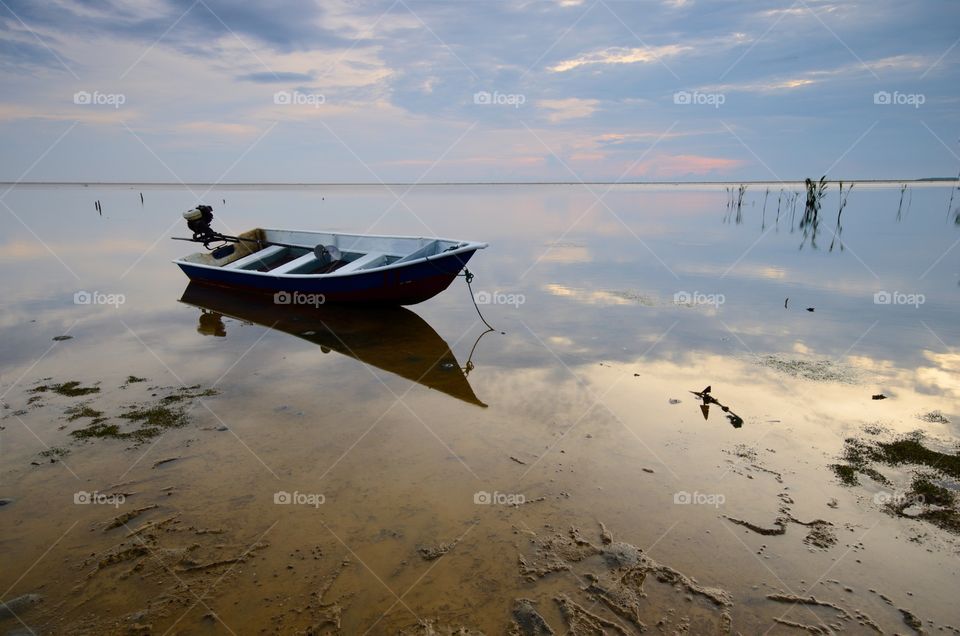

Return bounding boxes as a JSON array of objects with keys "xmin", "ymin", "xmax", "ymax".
[{"xmin": 177, "ymin": 228, "xmax": 486, "ymax": 277}]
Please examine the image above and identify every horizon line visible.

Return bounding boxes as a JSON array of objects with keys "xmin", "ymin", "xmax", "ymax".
[{"xmin": 1, "ymin": 177, "xmax": 956, "ymax": 188}]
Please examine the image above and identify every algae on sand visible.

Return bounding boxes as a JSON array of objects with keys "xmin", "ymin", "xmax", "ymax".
[
  {"xmin": 64, "ymin": 404, "xmax": 104, "ymax": 422},
  {"xmin": 31, "ymin": 381, "xmax": 100, "ymax": 397},
  {"xmin": 759, "ymin": 355, "xmax": 856, "ymax": 383},
  {"xmin": 831, "ymin": 432, "xmax": 960, "ymax": 534},
  {"xmin": 71, "ymin": 403, "xmax": 189, "ymax": 442},
  {"xmin": 66, "ymin": 383, "xmax": 220, "ymax": 443}
]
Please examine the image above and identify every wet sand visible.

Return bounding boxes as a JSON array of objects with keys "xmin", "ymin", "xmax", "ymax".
[{"xmin": 1, "ymin": 184, "xmax": 958, "ymax": 634}]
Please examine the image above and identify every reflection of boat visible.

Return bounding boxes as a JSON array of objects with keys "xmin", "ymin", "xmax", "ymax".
[
  {"xmin": 173, "ymin": 214, "xmax": 487, "ymax": 305},
  {"xmin": 179, "ymin": 283, "xmax": 488, "ymax": 407}
]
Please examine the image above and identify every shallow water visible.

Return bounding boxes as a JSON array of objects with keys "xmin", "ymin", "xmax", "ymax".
[{"xmin": 1, "ymin": 183, "xmax": 958, "ymax": 634}]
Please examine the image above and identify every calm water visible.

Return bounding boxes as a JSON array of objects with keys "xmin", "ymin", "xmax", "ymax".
[{"xmin": 1, "ymin": 183, "xmax": 958, "ymax": 634}]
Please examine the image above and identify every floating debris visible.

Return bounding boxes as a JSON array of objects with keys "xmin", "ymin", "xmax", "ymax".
[
  {"xmin": 689, "ymin": 385, "xmax": 743, "ymax": 428},
  {"xmin": 418, "ymin": 539, "xmax": 458, "ymax": 560}
]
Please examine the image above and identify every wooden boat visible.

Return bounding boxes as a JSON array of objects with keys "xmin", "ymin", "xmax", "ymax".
[
  {"xmin": 178, "ymin": 282, "xmax": 488, "ymax": 407},
  {"xmin": 174, "ymin": 221, "xmax": 487, "ymax": 305}
]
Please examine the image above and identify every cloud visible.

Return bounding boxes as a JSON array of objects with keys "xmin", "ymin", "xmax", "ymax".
[
  {"xmin": 177, "ymin": 121, "xmax": 261, "ymax": 138},
  {"xmin": 537, "ymin": 98, "xmax": 600, "ymax": 122},
  {"xmin": 700, "ymin": 54, "xmax": 934, "ymax": 94},
  {"xmin": 628, "ymin": 153, "xmax": 746, "ymax": 178},
  {"xmin": 549, "ymin": 44, "xmax": 691, "ymax": 72},
  {"xmin": 237, "ymin": 71, "xmax": 314, "ymax": 83}
]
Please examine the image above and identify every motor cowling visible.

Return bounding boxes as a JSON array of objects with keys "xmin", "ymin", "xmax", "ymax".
[{"xmin": 183, "ymin": 205, "xmax": 215, "ymax": 239}]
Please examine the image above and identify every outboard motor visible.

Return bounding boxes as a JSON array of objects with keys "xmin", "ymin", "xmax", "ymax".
[
  {"xmin": 183, "ymin": 205, "xmax": 217, "ymax": 245},
  {"xmin": 182, "ymin": 205, "xmax": 236, "ymax": 258}
]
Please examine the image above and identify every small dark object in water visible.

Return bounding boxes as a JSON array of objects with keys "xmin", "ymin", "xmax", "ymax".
[
  {"xmin": 0, "ymin": 593, "xmax": 43, "ymax": 618},
  {"xmin": 690, "ymin": 385, "xmax": 743, "ymax": 428},
  {"xmin": 140, "ymin": 192, "xmax": 144, "ymax": 204},
  {"xmin": 872, "ymin": 394, "xmax": 887, "ymax": 400},
  {"xmin": 52, "ymin": 335, "xmax": 72, "ymax": 341},
  {"xmin": 806, "ymin": 307, "xmax": 814, "ymax": 312},
  {"xmin": 784, "ymin": 297, "xmax": 789, "ymax": 308},
  {"xmin": 0, "ymin": 497, "xmax": 12, "ymax": 506}
]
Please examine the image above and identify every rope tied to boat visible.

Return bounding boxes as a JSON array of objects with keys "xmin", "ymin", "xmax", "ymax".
[{"xmin": 462, "ymin": 268, "xmax": 497, "ymax": 332}]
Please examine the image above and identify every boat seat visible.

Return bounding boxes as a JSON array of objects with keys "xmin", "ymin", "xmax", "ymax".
[
  {"xmin": 223, "ymin": 245, "xmax": 285, "ymax": 270},
  {"xmin": 335, "ymin": 252, "xmax": 387, "ymax": 273},
  {"xmin": 393, "ymin": 240, "xmax": 440, "ymax": 264},
  {"xmin": 268, "ymin": 252, "xmax": 319, "ymax": 275}
]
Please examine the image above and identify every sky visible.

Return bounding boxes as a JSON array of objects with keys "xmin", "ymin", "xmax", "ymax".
[{"xmin": 0, "ymin": 0, "xmax": 958, "ymax": 183}]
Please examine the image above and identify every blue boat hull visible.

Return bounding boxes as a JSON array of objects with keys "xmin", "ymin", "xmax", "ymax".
[{"xmin": 176, "ymin": 249, "xmax": 478, "ymax": 305}]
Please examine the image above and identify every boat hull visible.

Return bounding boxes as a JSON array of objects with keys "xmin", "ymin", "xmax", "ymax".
[{"xmin": 175, "ymin": 249, "xmax": 478, "ymax": 305}]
